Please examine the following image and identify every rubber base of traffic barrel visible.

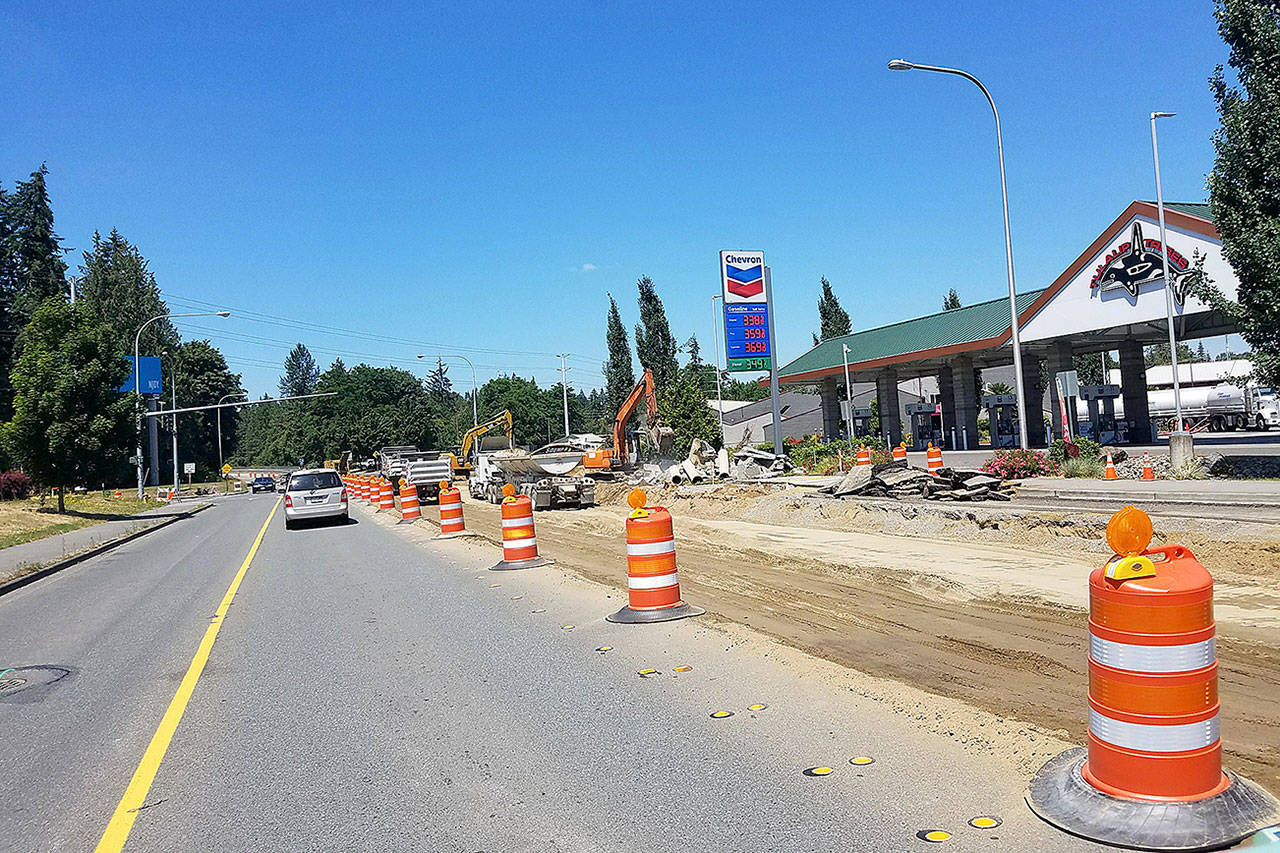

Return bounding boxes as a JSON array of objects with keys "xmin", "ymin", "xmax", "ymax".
[
  {"xmin": 606, "ymin": 602, "xmax": 705, "ymax": 624},
  {"xmin": 490, "ymin": 556, "xmax": 553, "ymax": 571},
  {"xmin": 1026, "ymin": 747, "xmax": 1280, "ymax": 852}
]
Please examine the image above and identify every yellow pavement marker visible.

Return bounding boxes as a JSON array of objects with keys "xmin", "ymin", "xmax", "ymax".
[{"xmin": 95, "ymin": 498, "xmax": 281, "ymax": 852}]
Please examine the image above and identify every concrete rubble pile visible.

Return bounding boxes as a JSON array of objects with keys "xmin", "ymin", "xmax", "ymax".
[
  {"xmin": 819, "ymin": 461, "xmax": 1017, "ymax": 502},
  {"xmin": 642, "ymin": 441, "xmax": 801, "ymax": 485}
]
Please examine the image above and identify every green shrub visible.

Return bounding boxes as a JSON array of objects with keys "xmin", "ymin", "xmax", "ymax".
[
  {"xmin": 1049, "ymin": 437, "xmax": 1101, "ymax": 464},
  {"xmin": 1062, "ymin": 456, "xmax": 1104, "ymax": 478}
]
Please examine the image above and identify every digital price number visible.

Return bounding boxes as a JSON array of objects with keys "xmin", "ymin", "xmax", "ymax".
[{"xmin": 724, "ymin": 303, "xmax": 771, "ymax": 371}]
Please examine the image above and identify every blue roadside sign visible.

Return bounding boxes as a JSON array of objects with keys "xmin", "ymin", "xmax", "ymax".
[{"xmin": 120, "ymin": 356, "xmax": 163, "ymax": 395}]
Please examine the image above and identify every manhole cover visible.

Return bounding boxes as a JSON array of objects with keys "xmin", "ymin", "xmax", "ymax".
[
  {"xmin": 0, "ymin": 665, "xmax": 72, "ymax": 703},
  {"xmin": 0, "ymin": 677, "xmax": 27, "ymax": 692}
]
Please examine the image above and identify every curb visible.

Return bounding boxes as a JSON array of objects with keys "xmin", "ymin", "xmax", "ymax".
[{"xmin": 0, "ymin": 503, "xmax": 213, "ymax": 598}]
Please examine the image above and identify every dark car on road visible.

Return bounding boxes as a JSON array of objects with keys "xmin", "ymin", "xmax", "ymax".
[{"xmin": 250, "ymin": 476, "xmax": 275, "ymax": 493}]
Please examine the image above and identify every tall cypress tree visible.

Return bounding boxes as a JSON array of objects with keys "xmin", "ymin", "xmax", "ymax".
[
  {"xmin": 633, "ymin": 276, "xmax": 679, "ymax": 389},
  {"xmin": 602, "ymin": 294, "xmax": 635, "ymax": 422},
  {"xmin": 812, "ymin": 277, "xmax": 851, "ymax": 345},
  {"xmin": 943, "ymin": 289, "xmax": 962, "ymax": 310},
  {"xmin": 7, "ymin": 165, "xmax": 68, "ymax": 323},
  {"xmin": 1195, "ymin": 0, "xmax": 1280, "ymax": 386}
]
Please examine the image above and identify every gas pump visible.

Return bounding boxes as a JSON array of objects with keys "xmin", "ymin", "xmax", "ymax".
[
  {"xmin": 849, "ymin": 407, "xmax": 874, "ymax": 437},
  {"xmin": 905, "ymin": 402, "xmax": 942, "ymax": 450},
  {"xmin": 982, "ymin": 394, "xmax": 1019, "ymax": 448},
  {"xmin": 1079, "ymin": 385, "xmax": 1125, "ymax": 444}
]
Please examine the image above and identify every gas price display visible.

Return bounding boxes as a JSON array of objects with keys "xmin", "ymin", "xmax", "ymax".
[{"xmin": 724, "ymin": 303, "xmax": 771, "ymax": 371}]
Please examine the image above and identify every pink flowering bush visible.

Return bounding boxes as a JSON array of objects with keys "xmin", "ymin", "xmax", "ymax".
[{"xmin": 980, "ymin": 448, "xmax": 1058, "ymax": 479}]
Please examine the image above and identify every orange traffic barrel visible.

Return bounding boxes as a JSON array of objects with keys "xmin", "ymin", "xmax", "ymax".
[
  {"xmin": 398, "ymin": 482, "xmax": 421, "ymax": 523},
  {"xmin": 856, "ymin": 445, "xmax": 871, "ymax": 466},
  {"xmin": 1142, "ymin": 452, "xmax": 1155, "ymax": 481},
  {"xmin": 112, "ymin": 488, "xmax": 122, "ymax": 500},
  {"xmin": 359, "ymin": 477, "xmax": 372, "ymax": 504},
  {"xmin": 926, "ymin": 442, "xmax": 943, "ymax": 473},
  {"xmin": 491, "ymin": 484, "xmax": 551, "ymax": 570},
  {"xmin": 1027, "ymin": 505, "xmax": 1280, "ymax": 850},
  {"xmin": 892, "ymin": 442, "xmax": 907, "ymax": 462},
  {"xmin": 378, "ymin": 478, "xmax": 395, "ymax": 511},
  {"xmin": 607, "ymin": 490, "xmax": 704, "ymax": 624},
  {"xmin": 1104, "ymin": 451, "xmax": 1118, "ymax": 480},
  {"xmin": 436, "ymin": 481, "xmax": 471, "ymax": 538}
]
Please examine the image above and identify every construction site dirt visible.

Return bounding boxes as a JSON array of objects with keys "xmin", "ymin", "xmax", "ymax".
[{"xmin": 454, "ymin": 482, "xmax": 1280, "ymax": 791}]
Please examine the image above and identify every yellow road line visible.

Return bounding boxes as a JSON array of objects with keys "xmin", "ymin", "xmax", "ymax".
[{"xmin": 95, "ymin": 497, "xmax": 281, "ymax": 853}]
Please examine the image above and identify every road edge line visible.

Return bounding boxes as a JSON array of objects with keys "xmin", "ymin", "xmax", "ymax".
[{"xmin": 93, "ymin": 497, "xmax": 280, "ymax": 853}]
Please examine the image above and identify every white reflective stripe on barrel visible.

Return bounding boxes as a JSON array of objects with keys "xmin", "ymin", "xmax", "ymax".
[
  {"xmin": 1089, "ymin": 635, "xmax": 1216, "ymax": 673},
  {"xmin": 626, "ymin": 540, "xmax": 676, "ymax": 557},
  {"xmin": 505, "ymin": 537, "xmax": 536, "ymax": 550},
  {"xmin": 502, "ymin": 517, "xmax": 534, "ymax": 528},
  {"xmin": 1089, "ymin": 709, "xmax": 1219, "ymax": 753},
  {"xmin": 628, "ymin": 571, "xmax": 679, "ymax": 590}
]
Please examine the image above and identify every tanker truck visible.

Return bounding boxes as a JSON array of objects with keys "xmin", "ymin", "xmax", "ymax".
[{"xmin": 1076, "ymin": 382, "xmax": 1278, "ymax": 434}]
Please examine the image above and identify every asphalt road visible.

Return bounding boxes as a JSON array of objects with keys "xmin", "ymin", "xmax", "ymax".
[{"xmin": 0, "ymin": 492, "xmax": 1110, "ymax": 852}]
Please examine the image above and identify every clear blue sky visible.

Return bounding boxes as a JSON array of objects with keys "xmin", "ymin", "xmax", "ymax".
[{"xmin": 0, "ymin": 0, "xmax": 1238, "ymax": 397}]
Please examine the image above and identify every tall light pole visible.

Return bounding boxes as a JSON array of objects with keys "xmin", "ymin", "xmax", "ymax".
[
  {"xmin": 889, "ymin": 59, "xmax": 1029, "ymax": 449},
  {"xmin": 417, "ymin": 354, "xmax": 478, "ymax": 425},
  {"xmin": 557, "ymin": 353, "xmax": 571, "ymax": 437},
  {"xmin": 217, "ymin": 391, "xmax": 248, "ymax": 485},
  {"xmin": 711, "ymin": 294, "xmax": 726, "ymax": 441},
  {"xmin": 170, "ymin": 362, "xmax": 179, "ymax": 492},
  {"xmin": 133, "ymin": 311, "xmax": 229, "ymax": 497},
  {"xmin": 842, "ymin": 343, "xmax": 855, "ymax": 441},
  {"xmin": 1151, "ymin": 111, "xmax": 1188, "ymax": 458}
]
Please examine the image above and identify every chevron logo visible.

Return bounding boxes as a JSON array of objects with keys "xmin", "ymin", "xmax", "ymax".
[{"xmin": 725, "ymin": 264, "xmax": 764, "ymax": 298}]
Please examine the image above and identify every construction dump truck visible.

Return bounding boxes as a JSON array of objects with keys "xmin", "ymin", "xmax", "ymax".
[
  {"xmin": 468, "ymin": 445, "xmax": 596, "ymax": 509},
  {"xmin": 377, "ymin": 447, "xmax": 452, "ymax": 501}
]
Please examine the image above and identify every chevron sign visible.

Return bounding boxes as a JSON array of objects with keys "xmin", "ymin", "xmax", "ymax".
[{"xmin": 720, "ymin": 250, "xmax": 766, "ymax": 305}]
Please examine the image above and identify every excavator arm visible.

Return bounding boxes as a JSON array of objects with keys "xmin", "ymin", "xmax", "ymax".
[
  {"xmin": 453, "ymin": 410, "xmax": 514, "ymax": 475},
  {"xmin": 585, "ymin": 369, "xmax": 672, "ymax": 471}
]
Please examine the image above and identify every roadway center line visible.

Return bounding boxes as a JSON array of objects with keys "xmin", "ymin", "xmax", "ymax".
[{"xmin": 94, "ymin": 497, "xmax": 281, "ymax": 853}]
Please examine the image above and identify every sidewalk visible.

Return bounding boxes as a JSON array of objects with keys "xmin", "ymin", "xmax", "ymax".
[
  {"xmin": 1015, "ymin": 476, "xmax": 1280, "ymax": 506},
  {"xmin": 0, "ymin": 502, "xmax": 201, "ymax": 578}
]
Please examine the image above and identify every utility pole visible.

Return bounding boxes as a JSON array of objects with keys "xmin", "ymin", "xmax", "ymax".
[
  {"xmin": 558, "ymin": 354, "xmax": 571, "ymax": 437},
  {"xmin": 171, "ymin": 367, "xmax": 179, "ymax": 492},
  {"xmin": 217, "ymin": 392, "xmax": 248, "ymax": 491},
  {"xmin": 711, "ymin": 295, "xmax": 725, "ymax": 442}
]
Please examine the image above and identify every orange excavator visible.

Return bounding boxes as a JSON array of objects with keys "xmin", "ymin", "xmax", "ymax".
[{"xmin": 583, "ymin": 368, "xmax": 674, "ymax": 472}]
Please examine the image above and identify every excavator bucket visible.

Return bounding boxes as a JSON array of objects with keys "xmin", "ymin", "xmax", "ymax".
[{"xmin": 649, "ymin": 422, "xmax": 675, "ymax": 456}]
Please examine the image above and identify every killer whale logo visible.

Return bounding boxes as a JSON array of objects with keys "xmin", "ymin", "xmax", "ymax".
[{"xmin": 1090, "ymin": 222, "xmax": 1190, "ymax": 306}]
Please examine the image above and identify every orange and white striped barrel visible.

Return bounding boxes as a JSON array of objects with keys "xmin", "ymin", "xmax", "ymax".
[
  {"xmin": 607, "ymin": 490, "xmax": 703, "ymax": 624},
  {"xmin": 856, "ymin": 445, "xmax": 871, "ymax": 466},
  {"xmin": 491, "ymin": 486, "xmax": 550, "ymax": 570},
  {"xmin": 926, "ymin": 443, "xmax": 943, "ymax": 472},
  {"xmin": 437, "ymin": 482, "xmax": 467, "ymax": 536},
  {"xmin": 360, "ymin": 477, "xmax": 372, "ymax": 504},
  {"xmin": 378, "ymin": 478, "xmax": 395, "ymax": 511},
  {"xmin": 367, "ymin": 477, "xmax": 380, "ymax": 506},
  {"xmin": 1085, "ymin": 538, "xmax": 1226, "ymax": 799},
  {"xmin": 892, "ymin": 443, "xmax": 907, "ymax": 462},
  {"xmin": 398, "ymin": 482, "xmax": 421, "ymax": 522}
]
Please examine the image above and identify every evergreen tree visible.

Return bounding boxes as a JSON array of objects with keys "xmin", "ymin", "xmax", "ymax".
[
  {"xmin": 1196, "ymin": 341, "xmax": 1208, "ymax": 361},
  {"xmin": 0, "ymin": 186, "xmax": 17, "ymax": 419},
  {"xmin": 813, "ymin": 277, "xmax": 851, "ymax": 346},
  {"xmin": 1145, "ymin": 341, "xmax": 1197, "ymax": 367},
  {"xmin": 279, "ymin": 343, "xmax": 320, "ymax": 397},
  {"xmin": 602, "ymin": 294, "xmax": 635, "ymax": 421},
  {"xmin": 683, "ymin": 334, "xmax": 702, "ymax": 367},
  {"xmin": 7, "ymin": 165, "xmax": 68, "ymax": 322},
  {"xmin": 425, "ymin": 357, "xmax": 453, "ymax": 403},
  {"xmin": 657, "ymin": 367, "xmax": 721, "ymax": 452},
  {"xmin": 74, "ymin": 230, "xmax": 178, "ymax": 358},
  {"xmin": 1193, "ymin": 0, "xmax": 1280, "ymax": 386},
  {"xmin": 2, "ymin": 299, "xmax": 132, "ymax": 511},
  {"xmin": 1072, "ymin": 352, "xmax": 1118, "ymax": 386},
  {"xmin": 170, "ymin": 340, "xmax": 243, "ymax": 479},
  {"xmin": 633, "ymin": 277, "xmax": 679, "ymax": 389},
  {"xmin": 943, "ymin": 289, "xmax": 962, "ymax": 310}
]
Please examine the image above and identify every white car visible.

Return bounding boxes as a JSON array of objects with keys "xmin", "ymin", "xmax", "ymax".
[{"xmin": 283, "ymin": 469, "xmax": 348, "ymax": 529}]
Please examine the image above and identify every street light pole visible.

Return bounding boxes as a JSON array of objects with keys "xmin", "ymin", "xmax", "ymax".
[
  {"xmin": 557, "ymin": 353, "xmax": 571, "ymax": 437},
  {"xmin": 133, "ymin": 310, "xmax": 229, "ymax": 498},
  {"xmin": 711, "ymin": 294, "xmax": 726, "ymax": 442},
  {"xmin": 417, "ymin": 354, "xmax": 478, "ymax": 425},
  {"xmin": 842, "ymin": 344, "xmax": 855, "ymax": 441},
  {"xmin": 889, "ymin": 59, "xmax": 1029, "ymax": 449},
  {"xmin": 1150, "ymin": 111, "xmax": 1188, "ymax": 458}
]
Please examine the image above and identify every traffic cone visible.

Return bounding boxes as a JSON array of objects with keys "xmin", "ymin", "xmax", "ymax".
[
  {"xmin": 1027, "ymin": 506, "xmax": 1280, "ymax": 850},
  {"xmin": 1142, "ymin": 452, "xmax": 1155, "ymax": 481},
  {"xmin": 892, "ymin": 442, "xmax": 907, "ymax": 462},
  {"xmin": 398, "ymin": 481, "xmax": 420, "ymax": 523},
  {"xmin": 856, "ymin": 445, "xmax": 871, "ymax": 466},
  {"xmin": 926, "ymin": 442, "xmax": 943, "ymax": 473},
  {"xmin": 491, "ymin": 484, "xmax": 551, "ymax": 570},
  {"xmin": 1103, "ymin": 452, "xmax": 1118, "ymax": 480},
  {"xmin": 435, "ymin": 481, "xmax": 475, "ymax": 539},
  {"xmin": 607, "ymin": 489, "xmax": 704, "ymax": 624}
]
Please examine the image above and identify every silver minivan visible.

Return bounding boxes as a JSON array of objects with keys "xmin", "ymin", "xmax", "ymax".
[{"xmin": 283, "ymin": 468, "xmax": 348, "ymax": 529}]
